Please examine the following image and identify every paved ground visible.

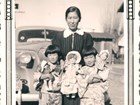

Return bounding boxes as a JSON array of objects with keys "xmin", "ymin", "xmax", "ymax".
[{"xmin": 108, "ymin": 63, "xmax": 124, "ymax": 105}]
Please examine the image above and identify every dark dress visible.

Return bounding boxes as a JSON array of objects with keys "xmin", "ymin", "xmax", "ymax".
[
  {"xmin": 51, "ymin": 31, "xmax": 93, "ymax": 58},
  {"xmin": 47, "ymin": 29, "xmax": 94, "ymax": 105}
]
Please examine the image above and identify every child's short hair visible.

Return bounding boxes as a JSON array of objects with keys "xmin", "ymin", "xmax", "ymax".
[
  {"xmin": 82, "ymin": 47, "xmax": 98, "ymax": 57},
  {"xmin": 45, "ymin": 45, "xmax": 61, "ymax": 57}
]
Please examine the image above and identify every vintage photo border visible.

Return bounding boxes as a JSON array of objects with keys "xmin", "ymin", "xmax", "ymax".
[
  {"xmin": 5, "ymin": 0, "xmax": 12, "ymax": 104},
  {"xmin": 2, "ymin": 0, "xmax": 137, "ymax": 105},
  {"xmin": 127, "ymin": 0, "xmax": 134, "ymax": 105},
  {"xmin": 133, "ymin": 0, "xmax": 139, "ymax": 105}
]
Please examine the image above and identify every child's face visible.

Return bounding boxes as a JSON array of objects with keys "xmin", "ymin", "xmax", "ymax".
[
  {"xmin": 83, "ymin": 54, "xmax": 95, "ymax": 67},
  {"xmin": 100, "ymin": 52, "xmax": 108, "ymax": 60},
  {"xmin": 47, "ymin": 53, "xmax": 58, "ymax": 64}
]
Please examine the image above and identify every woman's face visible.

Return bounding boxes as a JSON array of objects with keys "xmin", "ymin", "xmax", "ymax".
[
  {"xmin": 66, "ymin": 11, "xmax": 80, "ymax": 31},
  {"xmin": 83, "ymin": 54, "xmax": 95, "ymax": 67},
  {"xmin": 47, "ymin": 53, "xmax": 58, "ymax": 64}
]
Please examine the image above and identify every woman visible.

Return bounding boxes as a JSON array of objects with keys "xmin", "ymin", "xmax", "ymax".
[
  {"xmin": 48, "ymin": 6, "xmax": 93, "ymax": 59},
  {"xmin": 47, "ymin": 6, "xmax": 94, "ymax": 105}
]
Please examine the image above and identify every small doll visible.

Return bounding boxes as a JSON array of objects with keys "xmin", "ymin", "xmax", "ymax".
[
  {"xmin": 61, "ymin": 51, "xmax": 81, "ymax": 98},
  {"xmin": 95, "ymin": 50, "xmax": 109, "ymax": 70},
  {"xmin": 38, "ymin": 60, "xmax": 62, "ymax": 91},
  {"xmin": 42, "ymin": 62, "xmax": 55, "ymax": 91}
]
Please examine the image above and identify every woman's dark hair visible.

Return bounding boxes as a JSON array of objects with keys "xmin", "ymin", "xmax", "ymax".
[
  {"xmin": 65, "ymin": 6, "xmax": 81, "ymax": 22},
  {"xmin": 44, "ymin": 45, "xmax": 62, "ymax": 58},
  {"xmin": 82, "ymin": 47, "xmax": 98, "ymax": 57}
]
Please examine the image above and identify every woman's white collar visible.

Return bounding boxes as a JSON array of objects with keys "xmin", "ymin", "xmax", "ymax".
[{"xmin": 63, "ymin": 28, "xmax": 84, "ymax": 38}]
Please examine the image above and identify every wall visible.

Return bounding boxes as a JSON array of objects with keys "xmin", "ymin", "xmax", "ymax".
[{"xmin": 15, "ymin": 0, "xmax": 123, "ymax": 32}]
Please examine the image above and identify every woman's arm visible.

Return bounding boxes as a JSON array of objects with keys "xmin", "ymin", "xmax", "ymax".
[
  {"xmin": 83, "ymin": 33, "xmax": 94, "ymax": 48},
  {"xmin": 52, "ymin": 32, "xmax": 62, "ymax": 48}
]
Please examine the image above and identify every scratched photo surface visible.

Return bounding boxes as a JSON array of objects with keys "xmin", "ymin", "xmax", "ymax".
[{"xmin": 15, "ymin": 0, "xmax": 124, "ymax": 105}]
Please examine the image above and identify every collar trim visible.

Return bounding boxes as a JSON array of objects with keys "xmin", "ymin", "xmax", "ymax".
[{"xmin": 63, "ymin": 28, "xmax": 84, "ymax": 38}]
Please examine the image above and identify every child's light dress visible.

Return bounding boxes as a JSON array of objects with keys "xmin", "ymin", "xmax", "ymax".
[
  {"xmin": 34, "ymin": 61, "xmax": 62, "ymax": 105},
  {"xmin": 77, "ymin": 65, "xmax": 109, "ymax": 105}
]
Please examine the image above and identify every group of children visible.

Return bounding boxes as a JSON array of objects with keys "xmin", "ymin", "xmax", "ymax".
[{"xmin": 34, "ymin": 45, "xmax": 110, "ymax": 105}]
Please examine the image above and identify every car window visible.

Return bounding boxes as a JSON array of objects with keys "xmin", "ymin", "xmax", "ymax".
[{"xmin": 18, "ymin": 30, "xmax": 45, "ymax": 42}]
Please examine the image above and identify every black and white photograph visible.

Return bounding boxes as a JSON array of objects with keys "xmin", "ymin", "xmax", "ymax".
[
  {"xmin": 15, "ymin": 0, "xmax": 125, "ymax": 105},
  {"xmin": 1, "ymin": 0, "xmax": 140, "ymax": 105}
]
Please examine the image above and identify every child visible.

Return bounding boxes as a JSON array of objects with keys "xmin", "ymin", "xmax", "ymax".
[
  {"xmin": 77, "ymin": 47, "xmax": 110, "ymax": 105},
  {"xmin": 61, "ymin": 51, "xmax": 81, "ymax": 98},
  {"xmin": 34, "ymin": 45, "xmax": 63, "ymax": 105}
]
